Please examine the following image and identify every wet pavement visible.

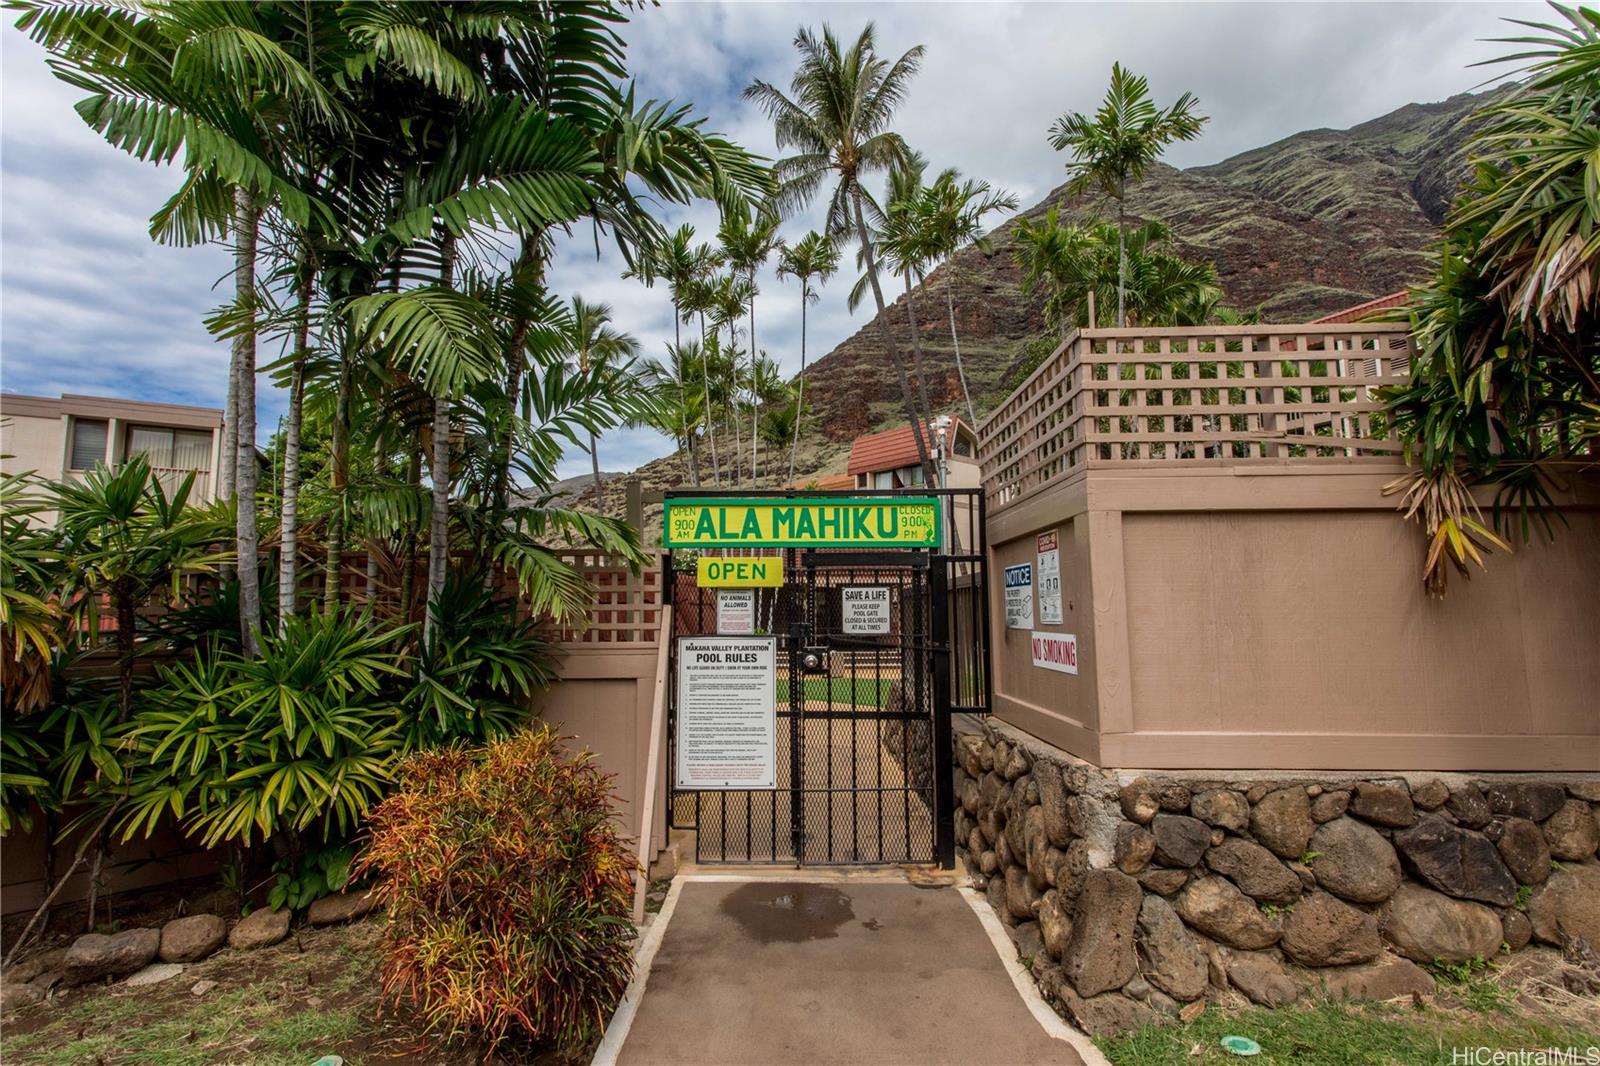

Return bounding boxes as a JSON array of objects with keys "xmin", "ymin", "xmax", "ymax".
[{"xmin": 612, "ymin": 878, "xmax": 1089, "ymax": 1066}]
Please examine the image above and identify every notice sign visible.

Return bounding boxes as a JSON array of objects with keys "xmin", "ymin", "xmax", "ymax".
[
  {"xmin": 1004, "ymin": 564, "xmax": 1033, "ymax": 629},
  {"xmin": 716, "ymin": 589, "xmax": 756, "ymax": 635},
  {"xmin": 697, "ymin": 555, "xmax": 783, "ymax": 587},
  {"xmin": 841, "ymin": 587, "xmax": 891, "ymax": 634},
  {"xmin": 1031, "ymin": 631, "xmax": 1079, "ymax": 674},
  {"xmin": 664, "ymin": 497, "xmax": 940, "ymax": 549},
  {"xmin": 1036, "ymin": 530, "xmax": 1063, "ymax": 625},
  {"xmin": 676, "ymin": 637, "xmax": 777, "ymax": 789}
]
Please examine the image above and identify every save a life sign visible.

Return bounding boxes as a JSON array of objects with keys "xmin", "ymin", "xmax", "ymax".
[
  {"xmin": 665, "ymin": 497, "xmax": 940, "ymax": 548},
  {"xmin": 840, "ymin": 587, "xmax": 891, "ymax": 634},
  {"xmin": 675, "ymin": 636, "xmax": 776, "ymax": 790},
  {"xmin": 1004, "ymin": 563, "xmax": 1033, "ymax": 629}
]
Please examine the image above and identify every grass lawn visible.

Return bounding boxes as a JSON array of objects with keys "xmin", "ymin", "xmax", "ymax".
[
  {"xmin": 1099, "ymin": 985, "xmax": 1600, "ymax": 1066},
  {"xmin": 775, "ymin": 675, "xmax": 893, "ymax": 707}
]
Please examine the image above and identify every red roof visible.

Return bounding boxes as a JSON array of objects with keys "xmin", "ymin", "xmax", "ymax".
[
  {"xmin": 1311, "ymin": 290, "xmax": 1410, "ymax": 324},
  {"xmin": 847, "ymin": 418, "xmax": 973, "ymax": 476},
  {"xmin": 786, "ymin": 473, "xmax": 855, "ymax": 491}
]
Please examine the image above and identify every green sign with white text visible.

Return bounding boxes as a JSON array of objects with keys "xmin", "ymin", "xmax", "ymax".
[{"xmin": 664, "ymin": 497, "xmax": 941, "ymax": 549}]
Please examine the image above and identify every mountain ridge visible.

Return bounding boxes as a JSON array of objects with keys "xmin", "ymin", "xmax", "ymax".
[{"xmin": 602, "ymin": 88, "xmax": 1488, "ymax": 509}]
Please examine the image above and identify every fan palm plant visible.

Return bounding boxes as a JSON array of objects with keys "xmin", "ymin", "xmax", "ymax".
[
  {"xmin": 776, "ymin": 231, "xmax": 840, "ymax": 482},
  {"xmin": 1048, "ymin": 63, "xmax": 1207, "ymax": 327},
  {"xmin": 745, "ymin": 23, "xmax": 938, "ymax": 485},
  {"xmin": 52, "ymin": 457, "xmax": 232, "ymax": 720}
]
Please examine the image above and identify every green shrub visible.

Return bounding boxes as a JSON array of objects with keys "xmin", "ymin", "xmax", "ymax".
[{"xmin": 358, "ymin": 726, "xmax": 636, "ymax": 1056}]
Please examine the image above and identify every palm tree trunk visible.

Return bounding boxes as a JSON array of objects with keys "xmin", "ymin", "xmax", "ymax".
[
  {"xmin": 748, "ymin": 281, "xmax": 759, "ymax": 486},
  {"xmin": 903, "ymin": 274, "xmax": 937, "ymax": 455},
  {"xmin": 232, "ymin": 187, "xmax": 262, "ymax": 656},
  {"xmin": 1117, "ymin": 180, "xmax": 1127, "ymax": 329},
  {"xmin": 496, "ymin": 237, "xmax": 542, "ymax": 514},
  {"xmin": 852, "ymin": 185, "xmax": 935, "ymax": 484},
  {"xmin": 728, "ymin": 324, "xmax": 744, "ymax": 486},
  {"xmin": 945, "ymin": 276, "xmax": 978, "ymax": 430},
  {"xmin": 673, "ymin": 299, "xmax": 700, "ymax": 486},
  {"xmin": 324, "ymin": 329, "xmax": 351, "ymax": 612},
  {"xmin": 424, "ymin": 235, "xmax": 458, "ymax": 644},
  {"xmin": 589, "ymin": 432, "xmax": 604, "ymax": 504},
  {"xmin": 220, "ymin": 350, "xmax": 239, "ymax": 501},
  {"xmin": 400, "ymin": 438, "xmax": 420, "ymax": 625},
  {"xmin": 277, "ymin": 258, "xmax": 313, "ymax": 632},
  {"xmin": 699, "ymin": 311, "xmax": 720, "ymax": 485},
  {"xmin": 789, "ymin": 283, "xmax": 808, "ymax": 485}
]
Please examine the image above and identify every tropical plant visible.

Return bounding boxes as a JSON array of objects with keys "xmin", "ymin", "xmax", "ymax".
[
  {"xmin": 1048, "ymin": 62, "xmax": 1208, "ymax": 327},
  {"xmin": 746, "ymin": 23, "xmax": 939, "ymax": 484},
  {"xmin": 403, "ymin": 575, "xmax": 554, "ymax": 752},
  {"xmin": 1382, "ymin": 3, "xmax": 1600, "ymax": 594},
  {"xmin": 52, "ymin": 457, "xmax": 231, "ymax": 719},
  {"xmin": 1013, "ymin": 215, "xmax": 1222, "ymax": 331},
  {"xmin": 559, "ymin": 297, "xmax": 642, "ymax": 501},
  {"xmin": 358, "ymin": 726, "xmax": 635, "ymax": 1056},
  {"xmin": 121, "ymin": 607, "xmax": 405, "ymax": 848},
  {"xmin": 0, "ymin": 469, "xmax": 64, "ymax": 716},
  {"xmin": 776, "ymin": 231, "xmax": 840, "ymax": 482}
]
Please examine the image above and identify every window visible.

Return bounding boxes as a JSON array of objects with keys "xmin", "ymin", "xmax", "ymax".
[
  {"xmin": 127, "ymin": 426, "xmax": 212, "ymax": 471},
  {"xmin": 69, "ymin": 419, "xmax": 108, "ymax": 470}
]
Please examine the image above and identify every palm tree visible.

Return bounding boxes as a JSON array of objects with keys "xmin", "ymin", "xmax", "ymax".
[
  {"xmin": 1048, "ymin": 63, "xmax": 1207, "ymax": 327},
  {"xmin": 711, "ymin": 273, "xmax": 755, "ymax": 484},
  {"xmin": 1014, "ymin": 215, "xmax": 1221, "ymax": 331},
  {"xmin": 628, "ymin": 224, "xmax": 711, "ymax": 484},
  {"xmin": 675, "ymin": 257, "xmax": 726, "ymax": 484},
  {"xmin": 776, "ymin": 231, "xmax": 839, "ymax": 483},
  {"xmin": 745, "ymin": 23, "xmax": 938, "ymax": 486},
  {"xmin": 718, "ymin": 207, "xmax": 783, "ymax": 484},
  {"xmin": 920, "ymin": 170, "xmax": 1018, "ymax": 427},
  {"xmin": 562, "ymin": 297, "xmax": 642, "ymax": 502}
]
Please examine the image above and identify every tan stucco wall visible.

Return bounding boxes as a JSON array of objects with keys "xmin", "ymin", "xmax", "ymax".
[
  {"xmin": 0, "ymin": 410, "xmax": 67, "ymax": 479},
  {"xmin": 533, "ymin": 646, "xmax": 668, "ymax": 857},
  {"xmin": 987, "ymin": 465, "xmax": 1600, "ymax": 772}
]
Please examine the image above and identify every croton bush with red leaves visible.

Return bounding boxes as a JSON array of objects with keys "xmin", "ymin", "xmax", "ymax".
[{"xmin": 358, "ymin": 726, "xmax": 636, "ymax": 1056}]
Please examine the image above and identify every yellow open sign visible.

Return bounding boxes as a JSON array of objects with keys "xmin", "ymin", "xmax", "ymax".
[{"xmin": 696, "ymin": 556, "xmax": 784, "ymax": 588}]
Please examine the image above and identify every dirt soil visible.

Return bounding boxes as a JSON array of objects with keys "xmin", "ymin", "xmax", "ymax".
[{"xmin": 1, "ymin": 920, "xmax": 577, "ymax": 1066}]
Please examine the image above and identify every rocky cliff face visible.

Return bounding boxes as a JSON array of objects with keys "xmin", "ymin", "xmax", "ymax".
[{"xmin": 624, "ymin": 90, "xmax": 1487, "ymax": 493}]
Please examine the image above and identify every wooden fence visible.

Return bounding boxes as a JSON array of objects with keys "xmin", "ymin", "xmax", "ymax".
[{"xmin": 979, "ymin": 324, "xmax": 1416, "ymax": 509}]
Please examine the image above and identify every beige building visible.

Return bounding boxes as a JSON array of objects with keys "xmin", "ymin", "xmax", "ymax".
[{"xmin": 1, "ymin": 392, "xmax": 225, "ymax": 506}]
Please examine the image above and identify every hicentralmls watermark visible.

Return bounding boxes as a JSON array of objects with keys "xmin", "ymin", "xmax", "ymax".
[{"xmin": 1451, "ymin": 1049, "xmax": 1600, "ymax": 1066}]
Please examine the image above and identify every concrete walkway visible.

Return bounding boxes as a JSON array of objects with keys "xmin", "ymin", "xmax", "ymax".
[{"xmin": 600, "ymin": 875, "xmax": 1096, "ymax": 1066}]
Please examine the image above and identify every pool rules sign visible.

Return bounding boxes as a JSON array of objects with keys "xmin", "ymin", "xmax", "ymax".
[{"xmin": 675, "ymin": 636, "xmax": 776, "ymax": 790}]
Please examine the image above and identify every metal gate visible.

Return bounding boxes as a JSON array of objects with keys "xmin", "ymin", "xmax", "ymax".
[{"xmin": 666, "ymin": 489, "xmax": 988, "ymax": 867}]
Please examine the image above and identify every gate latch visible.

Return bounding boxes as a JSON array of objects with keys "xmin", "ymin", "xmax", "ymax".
[{"xmin": 799, "ymin": 645, "xmax": 829, "ymax": 674}]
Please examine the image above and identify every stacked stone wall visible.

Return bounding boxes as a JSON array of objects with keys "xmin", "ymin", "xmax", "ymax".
[{"xmin": 954, "ymin": 719, "xmax": 1600, "ymax": 1036}]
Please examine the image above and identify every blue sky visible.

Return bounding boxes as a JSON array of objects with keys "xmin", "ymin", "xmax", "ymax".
[{"xmin": 0, "ymin": 2, "xmax": 1532, "ymax": 478}]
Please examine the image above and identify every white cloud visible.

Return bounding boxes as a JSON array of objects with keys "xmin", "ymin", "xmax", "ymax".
[{"xmin": 2, "ymin": 1, "xmax": 1537, "ymax": 472}]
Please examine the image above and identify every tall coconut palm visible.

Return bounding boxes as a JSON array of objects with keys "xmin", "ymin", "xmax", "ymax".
[
  {"xmin": 711, "ymin": 273, "xmax": 755, "ymax": 484},
  {"xmin": 562, "ymin": 297, "xmax": 642, "ymax": 502},
  {"xmin": 1048, "ymin": 63, "xmax": 1207, "ymax": 327},
  {"xmin": 672, "ymin": 246, "xmax": 727, "ymax": 484},
  {"xmin": 776, "ymin": 231, "xmax": 839, "ymax": 482},
  {"xmin": 920, "ymin": 171, "xmax": 1018, "ymax": 428},
  {"xmin": 718, "ymin": 206, "xmax": 783, "ymax": 484},
  {"xmin": 745, "ymin": 23, "xmax": 938, "ymax": 485},
  {"xmin": 628, "ymin": 224, "xmax": 711, "ymax": 484}
]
